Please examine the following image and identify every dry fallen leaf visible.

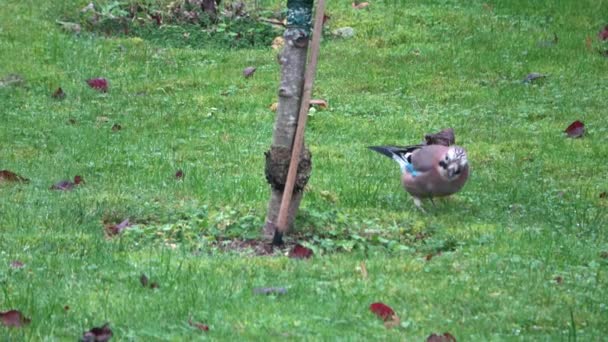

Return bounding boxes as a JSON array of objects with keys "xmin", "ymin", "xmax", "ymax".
[
  {"xmin": 352, "ymin": 1, "xmax": 370, "ymax": 9},
  {"xmin": 243, "ymin": 66, "xmax": 256, "ymax": 78},
  {"xmin": 271, "ymin": 36, "xmax": 284, "ymax": 50},
  {"xmin": 111, "ymin": 123, "xmax": 121, "ymax": 132},
  {"xmin": 188, "ymin": 317, "xmax": 209, "ymax": 332},
  {"xmin": 564, "ymin": 120, "xmax": 585, "ymax": 138},
  {"xmin": 10, "ymin": 260, "xmax": 24, "ymax": 269},
  {"xmin": 52, "ymin": 87, "xmax": 66, "ymax": 100},
  {"xmin": 309, "ymin": 99, "xmax": 328, "ymax": 109},
  {"xmin": 427, "ymin": 332, "xmax": 457, "ymax": 342},
  {"xmin": 0, "ymin": 310, "xmax": 31, "ymax": 327},
  {"xmin": 359, "ymin": 261, "xmax": 368, "ymax": 279},
  {"xmin": 105, "ymin": 218, "xmax": 131, "ymax": 236},
  {"xmin": 82, "ymin": 323, "xmax": 113, "ymax": 342},
  {"xmin": 0, "ymin": 170, "xmax": 29, "ymax": 183},
  {"xmin": 269, "ymin": 102, "xmax": 279, "ymax": 112},
  {"xmin": 175, "ymin": 169, "xmax": 184, "ymax": 180}
]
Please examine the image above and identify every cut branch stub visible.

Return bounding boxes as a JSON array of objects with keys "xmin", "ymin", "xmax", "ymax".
[{"xmin": 265, "ymin": 146, "xmax": 312, "ymax": 192}]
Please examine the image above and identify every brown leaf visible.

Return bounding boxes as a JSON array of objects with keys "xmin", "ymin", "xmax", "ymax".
[
  {"xmin": 52, "ymin": 87, "xmax": 66, "ymax": 100},
  {"xmin": 427, "ymin": 332, "xmax": 457, "ymax": 342},
  {"xmin": 243, "ymin": 66, "xmax": 256, "ymax": 78},
  {"xmin": 271, "ymin": 36, "xmax": 284, "ymax": 50},
  {"xmin": 352, "ymin": 2, "xmax": 370, "ymax": 9},
  {"xmin": 111, "ymin": 123, "xmax": 121, "ymax": 132},
  {"xmin": 82, "ymin": 323, "xmax": 113, "ymax": 342},
  {"xmin": 0, "ymin": 170, "xmax": 29, "ymax": 183},
  {"xmin": 105, "ymin": 218, "xmax": 131, "ymax": 236},
  {"xmin": 288, "ymin": 244, "xmax": 313, "ymax": 259},
  {"xmin": 585, "ymin": 35, "xmax": 593, "ymax": 51},
  {"xmin": 269, "ymin": 102, "xmax": 279, "ymax": 112},
  {"xmin": 383, "ymin": 314, "xmax": 400, "ymax": 329},
  {"xmin": 600, "ymin": 192, "xmax": 607, "ymax": 199},
  {"xmin": 0, "ymin": 310, "xmax": 31, "ymax": 327},
  {"xmin": 323, "ymin": 14, "xmax": 331, "ymax": 26},
  {"xmin": 175, "ymin": 169, "xmax": 184, "ymax": 180},
  {"xmin": 564, "ymin": 120, "xmax": 585, "ymax": 138},
  {"xmin": 68, "ymin": 118, "xmax": 77, "ymax": 125},
  {"xmin": 359, "ymin": 261, "xmax": 368, "ymax": 279},
  {"xmin": 555, "ymin": 276, "xmax": 563, "ymax": 284},
  {"xmin": 309, "ymin": 99, "xmax": 328, "ymax": 109},
  {"xmin": 10, "ymin": 260, "xmax": 24, "ymax": 269},
  {"xmin": 188, "ymin": 317, "xmax": 209, "ymax": 332},
  {"xmin": 425, "ymin": 128, "xmax": 455, "ymax": 146}
]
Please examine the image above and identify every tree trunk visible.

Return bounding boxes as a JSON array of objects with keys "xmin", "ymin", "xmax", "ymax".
[{"xmin": 263, "ymin": 0, "xmax": 314, "ymax": 239}]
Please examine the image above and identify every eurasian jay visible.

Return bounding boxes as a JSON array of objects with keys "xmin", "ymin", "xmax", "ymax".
[{"xmin": 368, "ymin": 144, "xmax": 469, "ymax": 211}]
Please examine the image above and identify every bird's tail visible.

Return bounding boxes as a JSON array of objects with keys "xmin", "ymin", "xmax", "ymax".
[{"xmin": 368, "ymin": 145, "xmax": 422, "ymax": 173}]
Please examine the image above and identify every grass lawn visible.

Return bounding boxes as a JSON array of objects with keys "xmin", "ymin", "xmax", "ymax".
[{"xmin": 1, "ymin": 0, "xmax": 608, "ymax": 340}]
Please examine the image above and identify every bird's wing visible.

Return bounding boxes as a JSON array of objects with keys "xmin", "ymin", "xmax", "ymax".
[
  {"xmin": 410, "ymin": 145, "xmax": 448, "ymax": 172},
  {"xmin": 368, "ymin": 145, "xmax": 424, "ymax": 173}
]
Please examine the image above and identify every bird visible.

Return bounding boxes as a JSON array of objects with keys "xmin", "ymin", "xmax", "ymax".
[{"xmin": 368, "ymin": 144, "xmax": 469, "ymax": 212}]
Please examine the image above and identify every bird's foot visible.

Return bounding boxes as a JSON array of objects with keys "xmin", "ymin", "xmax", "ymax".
[{"xmin": 413, "ymin": 197, "xmax": 426, "ymax": 213}]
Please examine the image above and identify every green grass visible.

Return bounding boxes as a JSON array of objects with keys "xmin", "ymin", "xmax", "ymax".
[{"xmin": 2, "ymin": 0, "xmax": 608, "ymax": 340}]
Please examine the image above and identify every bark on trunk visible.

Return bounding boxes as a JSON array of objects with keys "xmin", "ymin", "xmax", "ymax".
[{"xmin": 263, "ymin": 0, "xmax": 314, "ymax": 239}]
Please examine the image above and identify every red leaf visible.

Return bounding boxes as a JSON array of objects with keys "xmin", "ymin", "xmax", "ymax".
[
  {"xmin": 427, "ymin": 332, "xmax": 457, "ymax": 342},
  {"xmin": 82, "ymin": 323, "xmax": 113, "ymax": 342},
  {"xmin": 188, "ymin": 317, "xmax": 209, "ymax": 332},
  {"xmin": 74, "ymin": 175, "xmax": 84, "ymax": 185},
  {"xmin": 86, "ymin": 78, "xmax": 108, "ymax": 92},
  {"xmin": 564, "ymin": 120, "xmax": 585, "ymax": 138},
  {"xmin": 243, "ymin": 66, "xmax": 256, "ymax": 78},
  {"xmin": 0, "ymin": 310, "xmax": 31, "ymax": 327},
  {"xmin": 0, "ymin": 170, "xmax": 29, "ymax": 183},
  {"xmin": 599, "ymin": 25, "xmax": 608, "ymax": 41},
  {"xmin": 105, "ymin": 218, "xmax": 131, "ymax": 236},
  {"xmin": 288, "ymin": 244, "xmax": 313, "ymax": 259},
  {"xmin": 369, "ymin": 302, "xmax": 395, "ymax": 321},
  {"xmin": 52, "ymin": 87, "xmax": 66, "ymax": 100},
  {"xmin": 10, "ymin": 260, "xmax": 24, "ymax": 269},
  {"xmin": 175, "ymin": 169, "xmax": 184, "ymax": 180}
]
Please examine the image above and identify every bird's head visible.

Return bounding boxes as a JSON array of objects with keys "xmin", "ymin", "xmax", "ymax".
[{"xmin": 438, "ymin": 146, "xmax": 468, "ymax": 180}]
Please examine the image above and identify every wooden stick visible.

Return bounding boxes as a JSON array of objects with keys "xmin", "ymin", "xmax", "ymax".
[{"xmin": 273, "ymin": 0, "xmax": 326, "ymax": 244}]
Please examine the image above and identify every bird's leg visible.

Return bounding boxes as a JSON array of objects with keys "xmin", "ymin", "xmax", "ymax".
[
  {"xmin": 429, "ymin": 197, "xmax": 436, "ymax": 207},
  {"xmin": 412, "ymin": 197, "xmax": 426, "ymax": 213}
]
